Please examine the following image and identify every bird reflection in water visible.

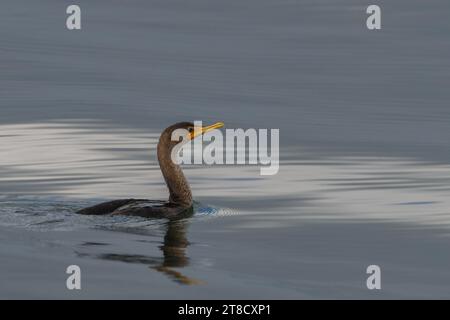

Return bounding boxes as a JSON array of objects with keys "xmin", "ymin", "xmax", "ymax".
[
  {"xmin": 80, "ymin": 209, "xmax": 202, "ymax": 285},
  {"xmin": 151, "ymin": 211, "xmax": 203, "ymax": 285}
]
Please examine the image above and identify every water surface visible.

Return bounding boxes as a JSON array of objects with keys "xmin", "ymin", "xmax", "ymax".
[{"xmin": 1, "ymin": 0, "xmax": 450, "ymax": 299}]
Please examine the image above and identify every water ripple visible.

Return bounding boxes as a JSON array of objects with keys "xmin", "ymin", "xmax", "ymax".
[{"xmin": 1, "ymin": 121, "xmax": 450, "ymax": 228}]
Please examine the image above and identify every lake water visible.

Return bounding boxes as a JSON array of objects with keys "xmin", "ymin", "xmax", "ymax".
[{"xmin": 1, "ymin": 0, "xmax": 450, "ymax": 299}]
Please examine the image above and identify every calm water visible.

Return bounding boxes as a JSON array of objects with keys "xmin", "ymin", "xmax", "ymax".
[{"xmin": 1, "ymin": 0, "xmax": 450, "ymax": 299}]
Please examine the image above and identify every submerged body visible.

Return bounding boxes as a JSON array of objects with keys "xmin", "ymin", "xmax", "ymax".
[
  {"xmin": 77, "ymin": 121, "xmax": 223, "ymax": 218},
  {"xmin": 77, "ymin": 199, "xmax": 190, "ymax": 218}
]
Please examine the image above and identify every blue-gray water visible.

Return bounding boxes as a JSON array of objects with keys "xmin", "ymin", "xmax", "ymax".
[{"xmin": 1, "ymin": 0, "xmax": 450, "ymax": 299}]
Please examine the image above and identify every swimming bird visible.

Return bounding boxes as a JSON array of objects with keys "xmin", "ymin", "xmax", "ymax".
[{"xmin": 77, "ymin": 121, "xmax": 224, "ymax": 218}]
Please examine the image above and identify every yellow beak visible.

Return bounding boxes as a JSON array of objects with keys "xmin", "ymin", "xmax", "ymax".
[{"xmin": 189, "ymin": 122, "xmax": 224, "ymax": 140}]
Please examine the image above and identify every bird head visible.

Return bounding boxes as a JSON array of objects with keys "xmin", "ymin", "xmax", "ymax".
[{"xmin": 160, "ymin": 121, "xmax": 224, "ymax": 150}]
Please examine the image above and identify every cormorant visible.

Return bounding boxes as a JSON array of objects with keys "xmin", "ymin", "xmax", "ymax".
[{"xmin": 77, "ymin": 121, "xmax": 224, "ymax": 218}]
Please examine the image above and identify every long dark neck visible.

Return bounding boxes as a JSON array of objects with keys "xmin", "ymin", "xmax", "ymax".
[{"xmin": 157, "ymin": 136, "xmax": 193, "ymax": 207}]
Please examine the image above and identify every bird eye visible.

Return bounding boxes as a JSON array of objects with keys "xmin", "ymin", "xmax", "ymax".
[{"xmin": 188, "ymin": 127, "xmax": 194, "ymax": 133}]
